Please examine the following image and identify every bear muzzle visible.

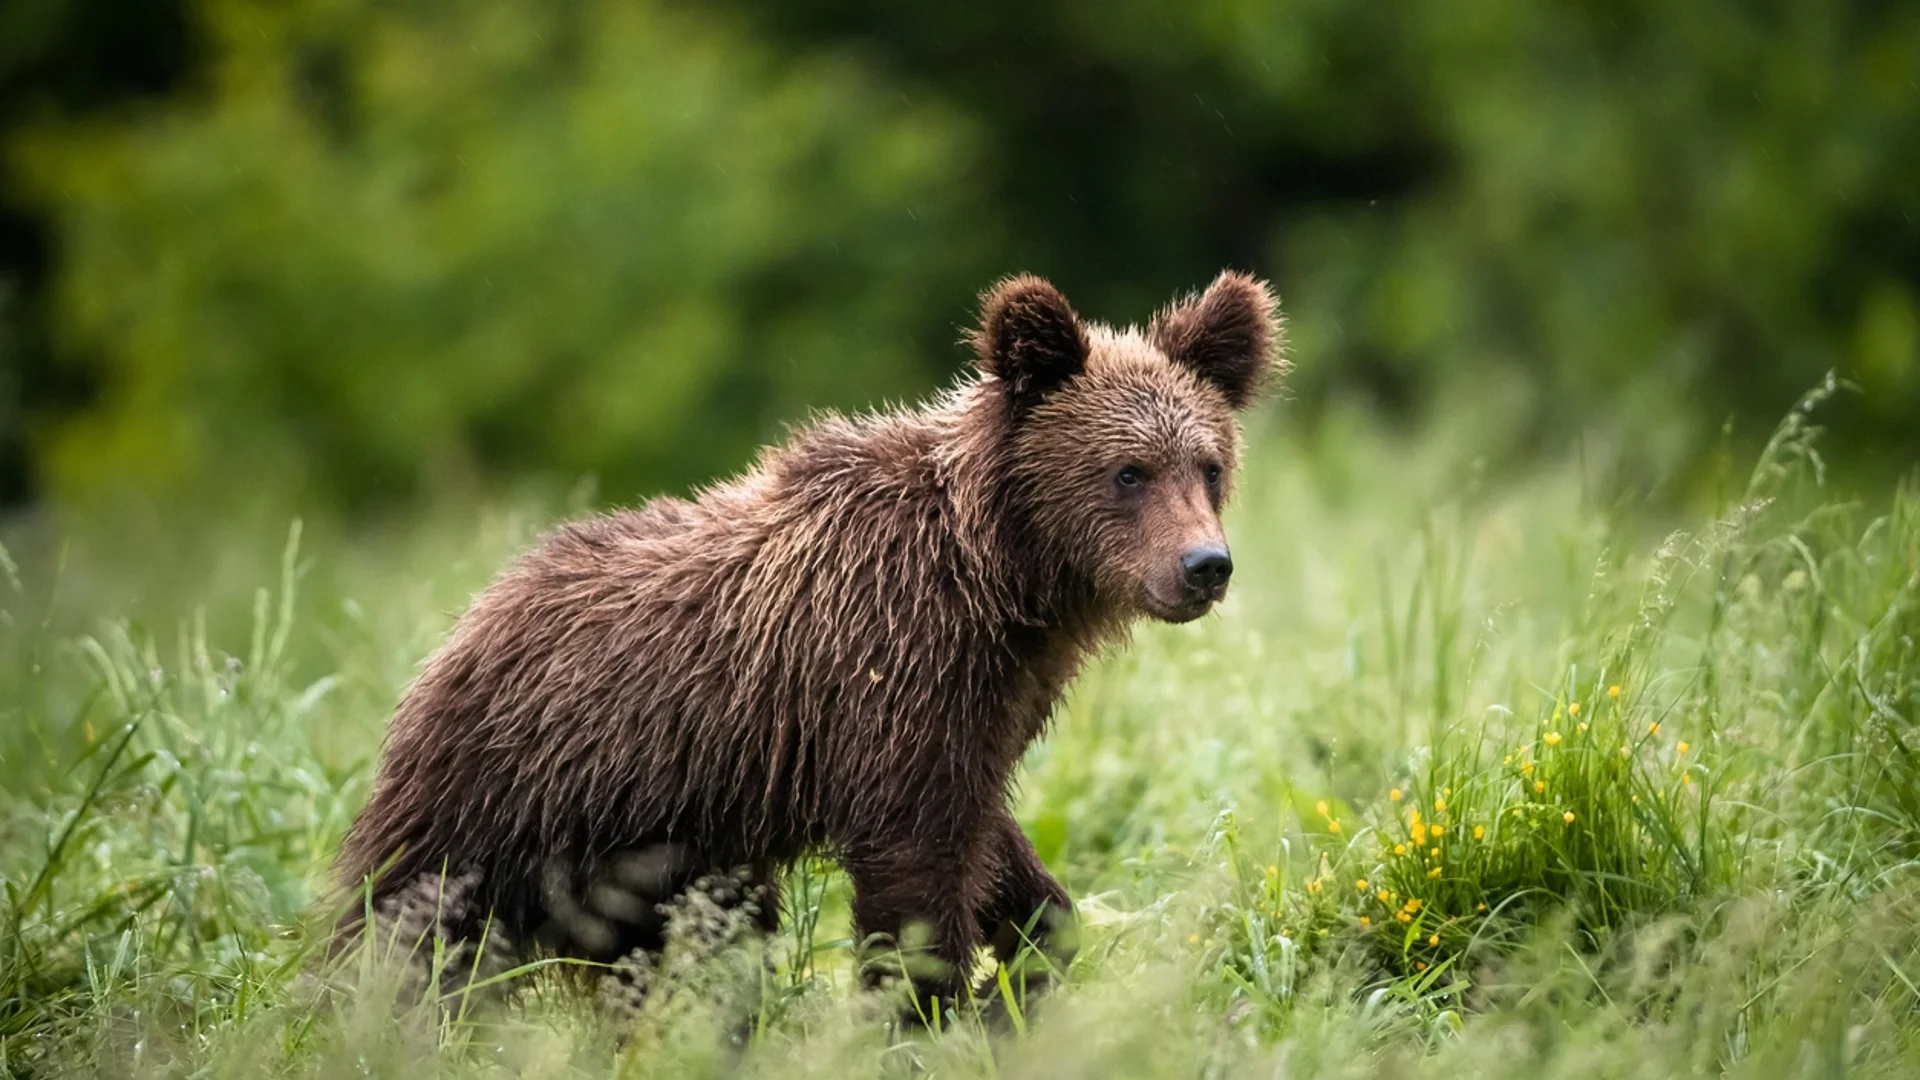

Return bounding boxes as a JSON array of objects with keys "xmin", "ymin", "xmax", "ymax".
[{"xmin": 1143, "ymin": 545, "xmax": 1233, "ymax": 623}]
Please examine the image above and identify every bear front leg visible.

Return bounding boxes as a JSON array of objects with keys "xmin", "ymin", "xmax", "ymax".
[
  {"xmin": 843, "ymin": 837, "xmax": 989, "ymax": 1023},
  {"xmin": 976, "ymin": 807, "xmax": 1077, "ymax": 1000}
]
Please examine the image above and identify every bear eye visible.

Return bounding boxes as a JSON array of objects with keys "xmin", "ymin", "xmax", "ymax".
[
  {"xmin": 1115, "ymin": 465, "xmax": 1148, "ymax": 491},
  {"xmin": 1203, "ymin": 462, "xmax": 1223, "ymax": 488}
]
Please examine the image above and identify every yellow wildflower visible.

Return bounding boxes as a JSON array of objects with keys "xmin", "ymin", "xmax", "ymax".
[
  {"xmin": 1568, "ymin": 702, "xmax": 1581, "ymax": 716},
  {"xmin": 1394, "ymin": 844, "xmax": 1408, "ymax": 856},
  {"xmin": 1431, "ymin": 824, "xmax": 1445, "ymax": 837},
  {"xmin": 1682, "ymin": 774, "xmax": 1694, "ymax": 786},
  {"xmin": 1609, "ymin": 684, "xmax": 1622, "ymax": 699},
  {"xmin": 1522, "ymin": 761, "xmax": 1535, "ymax": 775},
  {"xmin": 1677, "ymin": 741, "xmax": 1691, "ymax": 754},
  {"xmin": 1188, "ymin": 933, "xmax": 1200, "ymax": 944},
  {"xmin": 1397, "ymin": 911, "xmax": 1412, "ymax": 923},
  {"xmin": 1316, "ymin": 800, "xmax": 1330, "ymax": 818},
  {"xmin": 1266, "ymin": 864, "xmax": 1278, "ymax": 877},
  {"xmin": 1404, "ymin": 898, "xmax": 1423, "ymax": 912},
  {"xmin": 1329, "ymin": 820, "xmax": 1342, "ymax": 833},
  {"xmin": 1563, "ymin": 811, "xmax": 1576, "ymax": 824},
  {"xmin": 1473, "ymin": 824, "xmax": 1485, "ymax": 839},
  {"xmin": 1534, "ymin": 780, "xmax": 1546, "ymax": 793},
  {"xmin": 1412, "ymin": 824, "xmax": 1427, "ymax": 845},
  {"xmin": 1429, "ymin": 847, "xmax": 1440, "ymax": 857},
  {"xmin": 1416, "ymin": 960, "xmax": 1429, "ymax": 972},
  {"xmin": 1650, "ymin": 722, "xmax": 1662, "ymax": 736},
  {"xmin": 1428, "ymin": 934, "xmax": 1440, "ymax": 947},
  {"xmin": 1390, "ymin": 788, "xmax": 1403, "ymax": 802},
  {"xmin": 1359, "ymin": 915, "xmax": 1372, "ymax": 927},
  {"xmin": 1545, "ymin": 731, "xmax": 1563, "ymax": 746},
  {"xmin": 1377, "ymin": 889, "xmax": 1390, "ymax": 902},
  {"xmin": 1427, "ymin": 866, "xmax": 1442, "ymax": 879},
  {"xmin": 1307, "ymin": 880, "xmax": 1323, "ymax": 894},
  {"xmin": 1356, "ymin": 879, "xmax": 1369, "ymax": 891},
  {"xmin": 1476, "ymin": 902, "xmax": 1487, "ymax": 912},
  {"xmin": 1435, "ymin": 797, "xmax": 1447, "ymax": 812},
  {"xmin": 1577, "ymin": 722, "xmax": 1588, "ymax": 734}
]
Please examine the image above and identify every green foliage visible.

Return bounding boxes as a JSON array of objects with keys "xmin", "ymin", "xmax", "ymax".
[
  {"xmin": 13, "ymin": 0, "xmax": 990, "ymax": 510},
  {"xmin": 8, "ymin": 0, "xmax": 1919, "ymax": 512},
  {"xmin": 2, "ymin": 397, "xmax": 1917, "ymax": 1075},
  {"xmin": 1271, "ymin": 0, "xmax": 1920, "ymax": 437}
]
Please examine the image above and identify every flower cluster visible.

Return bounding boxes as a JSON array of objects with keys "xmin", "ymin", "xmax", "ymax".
[{"xmin": 1270, "ymin": 678, "xmax": 1718, "ymax": 981}]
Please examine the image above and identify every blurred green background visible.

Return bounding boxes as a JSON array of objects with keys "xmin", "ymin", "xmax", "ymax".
[{"xmin": 2, "ymin": 0, "xmax": 1917, "ymax": 521}]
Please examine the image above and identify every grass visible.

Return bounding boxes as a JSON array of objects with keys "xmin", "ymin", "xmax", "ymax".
[{"xmin": 1, "ymin": 386, "xmax": 1917, "ymax": 1077}]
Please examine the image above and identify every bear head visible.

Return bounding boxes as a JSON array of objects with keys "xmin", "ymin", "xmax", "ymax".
[{"xmin": 971, "ymin": 271, "xmax": 1285, "ymax": 624}]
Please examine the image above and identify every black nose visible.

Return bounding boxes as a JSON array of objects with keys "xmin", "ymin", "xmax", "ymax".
[{"xmin": 1181, "ymin": 545, "xmax": 1233, "ymax": 592}]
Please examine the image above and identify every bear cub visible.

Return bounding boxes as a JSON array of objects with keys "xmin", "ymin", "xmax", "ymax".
[{"xmin": 334, "ymin": 271, "xmax": 1285, "ymax": 1008}]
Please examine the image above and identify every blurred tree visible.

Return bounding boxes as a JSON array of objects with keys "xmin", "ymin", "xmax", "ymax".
[
  {"xmin": 8, "ymin": 0, "xmax": 1919, "ymax": 514},
  {"xmin": 1302, "ymin": 0, "xmax": 1920, "ymax": 462},
  {"xmin": 0, "ymin": 0, "xmax": 195, "ymax": 507},
  {"xmin": 14, "ymin": 0, "xmax": 992, "ymax": 511}
]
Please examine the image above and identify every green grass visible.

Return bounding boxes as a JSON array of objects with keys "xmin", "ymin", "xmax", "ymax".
[{"xmin": 2, "ymin": 389, "xmax": 1917, "ymax": 1077}]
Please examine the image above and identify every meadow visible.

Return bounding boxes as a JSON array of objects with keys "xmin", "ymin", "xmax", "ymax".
[{"xmin": 2, "ymin": 383, "xmax": 1917, "ymax": 1078}]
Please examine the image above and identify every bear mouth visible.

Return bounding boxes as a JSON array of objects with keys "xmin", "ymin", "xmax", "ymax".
[{"xmin": 1145, "ymin": 588, "xmax": 1224, "ymax": 624}]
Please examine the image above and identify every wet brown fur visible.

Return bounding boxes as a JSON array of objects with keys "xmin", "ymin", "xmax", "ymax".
[{"xmin": 334, "ymin": 271, "xmax": 1285, "ymax": 1002}]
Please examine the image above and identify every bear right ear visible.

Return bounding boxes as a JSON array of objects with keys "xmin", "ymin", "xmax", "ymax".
[{"xmin": 970, "ymin": 275, "xmax": 1089, "ymax": 413}]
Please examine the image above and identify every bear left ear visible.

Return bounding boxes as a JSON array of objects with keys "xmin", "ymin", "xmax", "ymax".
[
  {"xmin": 1149, "ymin": 271, "xmax": 1285, "ymax": 410},
  {"xmin": 970, "ymin": 274, "xmax": 1090, "ymax": 414}
]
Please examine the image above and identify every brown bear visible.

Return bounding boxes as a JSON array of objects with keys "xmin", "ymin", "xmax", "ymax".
[{"xmin": 333, "ymin": 271, "xmax": 1284, "ymax": 1008}]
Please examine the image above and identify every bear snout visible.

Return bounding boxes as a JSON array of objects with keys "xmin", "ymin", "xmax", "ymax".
[{"xmin": 1180, "ymin": 544, "xmax": 1233, "ymax": 593}]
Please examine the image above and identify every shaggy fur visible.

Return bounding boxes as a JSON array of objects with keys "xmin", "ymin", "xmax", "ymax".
[{"xmin": 334, "ymin": 271, "xmax": 1285, "ymax": 1005}]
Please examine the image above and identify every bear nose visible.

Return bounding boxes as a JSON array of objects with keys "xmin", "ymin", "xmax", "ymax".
[{"xmin": 1181, "ymin": 545, "xmax": 1233, "ymax": 592}]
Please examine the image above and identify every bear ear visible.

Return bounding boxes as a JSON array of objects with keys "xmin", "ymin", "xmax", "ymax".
[
  {"xmin": 970, "ymin": 274, "xmax": 1090, "ymax": 413},
  {"xmin": 1148, "ymin": 271, "xmax": 1285, "ymax": 410}
]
